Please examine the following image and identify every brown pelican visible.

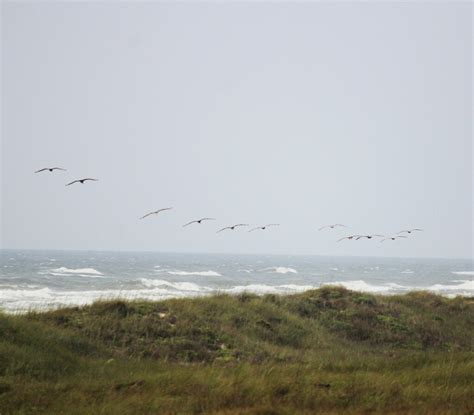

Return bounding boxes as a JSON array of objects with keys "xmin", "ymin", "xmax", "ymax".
[
  {"xmin": 397, "ymin": 229, "xmax": 423, "ymax": 234},
  {"xmin": 319, "ymin": 224, "xmax": 347, "ymax": 231},
  {"xmin": 355, "ymin": 234, "xmax": 384, "ymax": 240},
  {"xmin": 249, "ymin": 224, "xmax": 280, "ymax": 232},
  {"xmin": 65, "ymin": 178, "xmax": 98, "ymax": 186},
  {"xmin": 381, "ymin": 236, "xmax": 408, "ymax": 242},
  {"xmin": 337, "ymin": 235, "xmax": 362, "ymax": 242},
  {"xmin": 217, "ymin": 224, "xmax": 249, "ymax": 233},
  {"xmin": 35, "ymin": 167, "xmax": 67, "ymax": 173},
  {"xmin": 183, "ymin": 218, "xmax": 216, "ymax": 227},
  {"xmin": 140, "ymin": 207, "xmax": 173, "ymax": 219}
]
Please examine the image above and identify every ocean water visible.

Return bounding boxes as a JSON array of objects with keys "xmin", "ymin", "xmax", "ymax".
[{"xmin": 1, "ymin": 249, "xmax": 472, "ymax": 313}]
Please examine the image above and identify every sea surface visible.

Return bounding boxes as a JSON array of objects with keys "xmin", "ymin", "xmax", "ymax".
[{"xmin": 1, "ymin": 249, "xmax": 473, "ymax": 313}]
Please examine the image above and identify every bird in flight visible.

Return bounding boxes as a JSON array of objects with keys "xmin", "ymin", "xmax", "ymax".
[
  {"xmin": 183, "ymin": 218, "xmax": 216, "ymax": 227},
  {"xmin": 140, "ymin": 207, "xmax": 173, "ymax": 220},
  {"xmin": 397, "ymin": 229, "xmax": 423, "ymax": 234},
  {"xmin": 217, "ymin": 224, "xmax": 249, "ymax": 233},
  {"xmin": 248, "ymin": 224, "xmax": 280, "ymax": 232},
  {"xmin": 65, "ymin": 178, "xmax": 98, "ymax": 186},
  {"xmin": 35, "ymin": 167, "xmax": 66, "ymax": 173},
  {"xmin": 337, "ymin": 235, "xmax": 362, "ymax": 242},
  {"xmin": 319, "ymin": 224, "xmax": 347, "ymax": 231},
  {"xmin": 355, "ymin": 234, "xmax": 384, "ymax": 240},
  {"xmin": 381, "ymin": 235, "xmax": 408, "ymax": 242}
]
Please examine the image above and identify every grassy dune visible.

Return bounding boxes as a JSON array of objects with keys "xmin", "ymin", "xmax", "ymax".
[{"xmin": 0, "ymin": 286, "xmax": 473, "ymax": 414}]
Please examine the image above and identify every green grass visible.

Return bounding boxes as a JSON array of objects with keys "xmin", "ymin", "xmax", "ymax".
[{"xmin": 0, "ymin": 286, "xmax": 473, "ymax": 414}]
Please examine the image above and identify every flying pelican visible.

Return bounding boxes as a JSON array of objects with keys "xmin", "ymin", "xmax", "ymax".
[
  {"xmin": 217, "ymin": 224, "xmax": 249, "ymax": 233},
  {"xmin": 248, "ymin": 224, "xmax": 280, "ymax": 232},
  {"xmin": 355, "ymin": 234, "xmax": 384, "ymax": 240},
  {"xmin": 319, "ymin": 224, "xmax": 347, "ymax": 231},
  {"xmin": 381, "ymin": 236, "xmax": 408, "ymax": 242},
  {"xmin": 65, "ymin": 178, "xmax": 98, "ymax": 186},
  {"xmin": 183, "ymin": 218, "xmax": 216, "ymax": 227},
  {"xmin": 337, "ymin": 235, "xmax": 362, "ymax": 242},
  {"xmin": 397, "ymin": 229, "xmax": 423, "ymax": 234},
  {"xmin": 35, "ymin": 167, "xmax": 67, "ymax": 173},
  {"xmin": 140, "ymin": 207, "xmax": 173, "ymax": 220}
]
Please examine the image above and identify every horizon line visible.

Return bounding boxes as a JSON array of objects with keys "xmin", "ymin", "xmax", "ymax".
[{"xmin": 0, "ymin": 247, "xmax": 472, "ymax": 262}]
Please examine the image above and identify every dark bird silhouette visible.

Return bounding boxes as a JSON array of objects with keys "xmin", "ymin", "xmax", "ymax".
[
  {"xmin": 35, "ymin": 167, "xmax": 66, "ymax": 173},
  {"xmin": 217, "ymin": 224, "xmax": 249, "ymax": 233},
  {"xmin": 337, "ymin": 235, "xmax": 362, "ymax": 242},
  {"xmin": 183, "ymin": 218, "xmax": 216, "ymax": 227},
  {"xmin": 381, "ymin": 235, "xmax": 408, "ymax": 242},
  {"xmin": 355, "ymin": 234, "xmax": 384, "ymax": 240},
  {"xmin": 397, "ymin": 229, "xmax": 423, "ymax": 234},
  {"xmin": 65, "ymin": 178, "xmax": 98, "ymax": 186},
  {"xmin": 248, "ymin": 224, "xmax": 280, "ymax": 232},
  {"xmin": 319, "ymin": 224, "xmax": 347, "ymax": 231},
  {"xmin": 140, "ymin": 207, "xmax": 173, "ymax": 219}
]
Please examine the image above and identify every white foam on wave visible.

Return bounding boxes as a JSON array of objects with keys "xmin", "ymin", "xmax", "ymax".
[
  {"xmin": 428, "ymin": 280, "xmax": 474, "ymax": 293},
  {"xmin": 401, "ymin": 270, "xmax": 414, "ymax": 274},
  {"xmin": 2, "ymin": 278, "xmax": 473, "ymax": 313},
  {"xmin": 0, "ymin": 286, "xmax": 202, "ymax": 313},
  {"xmin": 452, "ymin": 271, "xmax": 474, "ymax": 276},
  {"xmin": 166, "ymin": 270, "xmax": 222, "ymax": 277},
  {"xmin": 223, "ymin": 284, "xmax": 313, "ymax": 295},
  {"xmin": 322, "ymin": 280, "xmax": 410, "ymax": 294},
  {"xmin": 52, "ymin": 267, "xmax": 103, "ymax": 275},
  {"xmin": 140, "ymin": 279, "xmax": 209, "ymax": 292},
  {"xmin": 261, "ymin": 267, "xmax": 298, "ymax": 274}
]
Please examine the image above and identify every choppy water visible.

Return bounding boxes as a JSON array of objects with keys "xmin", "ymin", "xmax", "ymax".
[{"xmin": 1, "ymin": 249, "xmax": 472, "ymax": 312}]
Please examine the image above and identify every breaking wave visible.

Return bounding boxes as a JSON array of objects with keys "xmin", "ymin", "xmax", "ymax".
[
  {"xmin": 223, "ymin": 284, "xmax": 313, "ymax": 295},
  {"xmin": 1, "ymin": 279, "xmax": 472, "ymax": 314},
  {"xmin": 261, "ymin": 267, "xmax": 298, "ymax": 274},
  {"xmin": 322, "ymin": 280, "xmax": 410, "ymax": 294},
  {"xmin": 44, "ymin": 267, "xmax": 105, "ymax": 278},
  {"xmin": 166, "ymin": 270, "xmax": 222, "ymax": 277},
  {"xmin": 139, "ymin": 279, "xmax": 209, "ymax": 292}
]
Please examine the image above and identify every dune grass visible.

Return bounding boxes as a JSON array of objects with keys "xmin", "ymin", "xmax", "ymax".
[{"xmin": 0, "ymin": 286, "xmax": 473, "ymax": 414}]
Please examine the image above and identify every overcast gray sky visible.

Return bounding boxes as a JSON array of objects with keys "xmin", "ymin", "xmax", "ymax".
[{"xmin": 1, "ymin": 1, "xmax": 472, "ymax": 258}]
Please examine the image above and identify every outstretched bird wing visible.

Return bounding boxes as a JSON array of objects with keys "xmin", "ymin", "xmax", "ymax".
[
  {"xmin": 217, "ymin": 227, "xmax": 231, "ymax": 233},
  {"xmin": 65, "ymin": 180, "xmax": 80, "ymax": 186},
  {"xmin": 141, "ymin": 207, "xmax": 172, "ymax": 219},
  {"xmin": 248, "ymin": 227, "xmax": 261, "ymax": 232},
  {"xmin": 183, "ymin": 220, "xmax": 198, "ymax": 227},
  {"xmin": 52, "ymin": 167, "xmax": 67, "ymax": 171},
  {"xmin": 338, "ymin": 235, "xmax": 361, "ymax": 242},
  {"xmin": 35, "ymin": 168, "xmax": 48, "ymax": 173},
  {"xmin": 140, "ymin": 211, "xmax": 155, "ymax": 219}
]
